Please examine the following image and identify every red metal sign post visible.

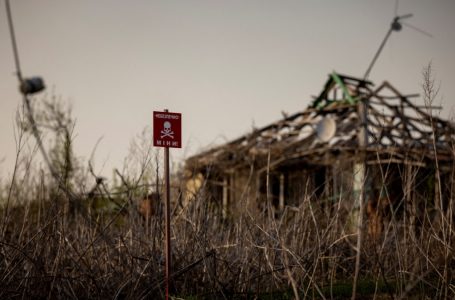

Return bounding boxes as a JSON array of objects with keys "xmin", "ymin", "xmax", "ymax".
[{"xmin": 153, "ymin": 110, "xmax": 182, "ymax": 299}]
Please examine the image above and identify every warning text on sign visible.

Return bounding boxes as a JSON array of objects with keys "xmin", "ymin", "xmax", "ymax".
[{"xmin": 153, "ymin": 111, "xmax": 182, "ymax": 149}]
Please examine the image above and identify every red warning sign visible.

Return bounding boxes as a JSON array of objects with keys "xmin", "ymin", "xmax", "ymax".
[{"xmin": 153, "ymin": 111, "xmax": 182, "ymax": 148}]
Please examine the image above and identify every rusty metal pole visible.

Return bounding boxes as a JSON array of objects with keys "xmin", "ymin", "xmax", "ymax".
[{"xmin": 164, "ymin": 109, "xmax": 171, "ymax": 299}]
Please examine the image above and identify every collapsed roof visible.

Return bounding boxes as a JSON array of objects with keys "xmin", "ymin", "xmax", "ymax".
[{"xmin": 187, "ymin": 73, "xmax": 455, "ymax": 173}]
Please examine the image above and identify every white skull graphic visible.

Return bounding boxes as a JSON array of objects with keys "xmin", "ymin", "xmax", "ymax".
[{"xmin": 161, "ymin": 121, "xmax": 174, "ymax": 138}]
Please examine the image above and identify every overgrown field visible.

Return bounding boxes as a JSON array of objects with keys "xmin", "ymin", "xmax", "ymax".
[{"xmin": 1, "ymin": 170, "xmax": 454, "ymax": 299}]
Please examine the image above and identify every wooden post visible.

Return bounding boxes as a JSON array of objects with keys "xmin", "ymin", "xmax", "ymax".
[
  {"xmin": 279, "ymin": 173, "xmax": 285, "ymax": 211},
  {"xmin": 352, "ymin": 98, "xmax": 368, "ymax": 300},
  {"xmin": 222, "ymin": 177, "xmax": 228, "ymax": 219},
  {"xmin": 405, "ymin": 164, "xmax": 415, "ymax": 236}
]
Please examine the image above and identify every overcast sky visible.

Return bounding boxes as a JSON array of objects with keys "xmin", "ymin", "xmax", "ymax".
[{"xmin": 1, "ymin": 0, "xmax": 454, "ymax": 180}]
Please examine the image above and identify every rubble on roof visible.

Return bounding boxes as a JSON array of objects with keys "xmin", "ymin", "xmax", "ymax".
[{"xmin": 187, "ymin": 73, "xmax": 455, "ymax": 173}]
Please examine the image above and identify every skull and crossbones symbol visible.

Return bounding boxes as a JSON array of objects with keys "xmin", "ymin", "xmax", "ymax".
[{"xmin": 160, "ymin": 121, "xmax": 174, "ymax": 139}]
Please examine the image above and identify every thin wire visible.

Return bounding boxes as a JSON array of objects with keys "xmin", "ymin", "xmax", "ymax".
[
  {"xmin": 5, "ymin": 0, "xmax": 23, "ymax": 82},
  {"xmin": 402, "ymin": 22, "xmax": 433, "ymax": 38}
]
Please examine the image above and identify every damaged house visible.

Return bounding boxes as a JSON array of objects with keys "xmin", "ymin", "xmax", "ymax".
[{"xmin": 185, "ymin": 73, "xmax": 455, "ymax": 235}]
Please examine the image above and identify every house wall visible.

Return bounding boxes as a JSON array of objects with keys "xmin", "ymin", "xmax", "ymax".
[
  {"xmin": 186, "ymin": 158, "xmax": 453, "ymax": 236},
  {"xmin": 248, "ymin": 160, "xmax": 358, "ymax": 218}
]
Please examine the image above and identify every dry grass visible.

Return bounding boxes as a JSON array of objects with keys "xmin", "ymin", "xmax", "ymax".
[{"xmin": 1, "ymin": 167, "xmax": 454, "ymax": 299}]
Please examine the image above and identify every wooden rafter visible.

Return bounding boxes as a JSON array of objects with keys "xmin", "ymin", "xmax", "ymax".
[{"xmin": 186, "ymin": 73, "xmax": 454, "ymax": 173}]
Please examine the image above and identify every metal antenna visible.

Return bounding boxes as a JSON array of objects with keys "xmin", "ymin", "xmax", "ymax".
[
  {"xmin": 364, "ymin": 0, "xmax": 432, "ymax": 80},
  {"xmin": 363, "ymin": 13, "xmax": 413, "ymax": 80}
]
